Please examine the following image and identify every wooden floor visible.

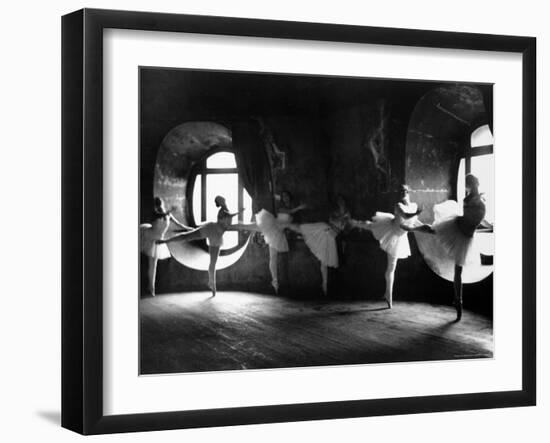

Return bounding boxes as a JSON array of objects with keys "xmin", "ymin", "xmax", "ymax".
[{"xmin": 140, "ymin": 291, "xmax": 493, "ymax": 374}]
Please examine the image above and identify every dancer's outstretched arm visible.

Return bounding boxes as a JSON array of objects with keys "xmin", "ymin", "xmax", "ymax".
[
  {"xmin": 351, "ymin": 219, "xmax": 373, "ymax": 231},
  {"xmin": 395, "ymin": 204, "xmax": 434, "ymax": 233},
  {"xmin": 396, "ymin": 203, "xmax": 423, "ymax": 219},
  {"xmin": 227, "ymin": 208, "xmax": 246, "ymax": 218},
  {"xmin": 226, "ymin": 223, "xmax": 260, "ymax": 232},
  {"xmin": 478, "ymin": 219, "xmax": 494, "ymax": 232},
  {"xmin": 347, "ymin": 218, "xmax": 370, "ymax": 230},
  {"xmin": 280, "ymin": 203, "xmax": 307, "ymax": 215}
]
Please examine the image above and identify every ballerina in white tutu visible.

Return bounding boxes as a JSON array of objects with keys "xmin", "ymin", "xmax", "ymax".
[
  {"xmin": 255, "ymin": 191, "xmax": 305, "ymax": 293},
  {"xmin": 300, "ymin": 195, "xmax": 357, "ymax": 296},
  {"xmin": 140, "ymin": 197, "xmax": 191, "ymax": 296},
  {"xmin": 355, "ymin": 185, "xmax": 424, "ymax": 308},
  {"xmin": 426, "ymin": 174, "xmax": 488, "ymax": 321},
  {"xmin": 158, "ymin": 196, "xmax": 244, "ymax": 297}
]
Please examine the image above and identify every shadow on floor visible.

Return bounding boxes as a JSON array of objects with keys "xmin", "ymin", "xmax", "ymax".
[{"xmin": 36, "ymin": 410, "xmax": 60, "ymax": 426}]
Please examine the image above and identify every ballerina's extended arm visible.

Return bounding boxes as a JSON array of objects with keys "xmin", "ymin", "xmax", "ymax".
[
  {"xmin": 397, "ymin": 202, "xmax": 423, "ymax": 219},
  {"xmin": 347, "ymin": 218, "xmax": 370, "ymax": 230},
  {"xmin": 477, "ymin": 219, "xmax": 494, "ymax": 232},
  {"xmin": 394, "ymin": 204, "xmax": 433, "ymax": 233},
  {"xmin": 226, "ymin": 208, "xmax": 246, "ymax": 218},
  {"xmin": 351, "ymin": 218, "xmax": 373, "ymax": 231},
  {"xmin": 226, "ymin": 222, "xmax": 260, "ymax": 232},
  {"xmin": 279, "ymin": 203, "xmax": 307, "ymax": 215}
]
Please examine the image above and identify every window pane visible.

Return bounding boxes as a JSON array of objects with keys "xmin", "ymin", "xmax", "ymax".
[
  {"xmin": 192, "ymin": 174, "xmax": 202, "ymax": 222},
  {"xmin": 471, "ymin": 124, "xmax": 494, "ymax": 148},
  {"xmin": 206, "ymin": 174, "xmax": 238, "ymax": 221},
  {"xmin": 206, "ymin": 151, "xmax": 237, "ymax": 169},
  {"xmin": 470, "ymin": 154, "xmax": 495, "ymax": 223},
  {"xmin": 191, "ymin": 153, "xmax": 254, "ymax": 250}
]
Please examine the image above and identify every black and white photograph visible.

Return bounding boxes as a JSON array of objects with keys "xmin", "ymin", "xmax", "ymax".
[
  {"xmin": 1, "ymin": 0, "xmax": 546, "ymax": 438},
  {"xmin": 138, "ymin": 68, "xmax": 495, "ymax": 375}
]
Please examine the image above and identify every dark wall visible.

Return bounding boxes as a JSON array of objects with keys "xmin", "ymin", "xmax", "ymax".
[{"xmin": 140, "ymin": 68, "xmax": 493, "ymax": 315}]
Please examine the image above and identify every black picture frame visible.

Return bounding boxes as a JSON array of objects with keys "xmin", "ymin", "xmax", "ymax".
[{"xmin": 61, "ymin": 8, "xmax": 536, "ymax": 435}]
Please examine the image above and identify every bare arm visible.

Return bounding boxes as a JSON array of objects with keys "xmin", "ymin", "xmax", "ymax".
[
  {"xmin": 352, "ymin": 219, "xmax": 373, "ymax": 231},
  {"xmin": 346, "ymin": 218, "xmax": 365, "ymax": 230},
  {"xmin": 477, "ymin": 219, "xmax": 494, "ymax": 232},
  {"xmin": 226, "ymin": 223, "xmax": 260, "ymax": 232},
  {"xmin": 279, "ymin": 203, "xmax": 307, "ymax": 215},
  {"xmin": 227, "ymin": 208, "xmax": 245, "ymax": 218},
  {"xmin": 396, "ymin": 203, "xmax": 422, "ymax": 219}
]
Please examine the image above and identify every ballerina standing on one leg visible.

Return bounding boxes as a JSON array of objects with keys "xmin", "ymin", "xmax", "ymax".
[
  {"xmin": 424, "ymin": 174, "xmax": 488, "ymax": 321},
  {"xmin": 300, "ymin": 195, "xmax": 359, "ymax": 296},
  {"xmin": 255, "ymin": 190, "xmax": 305, "ymax": 293},
  {"xmin": 355, "ymin": 185, "xmax": 423, "ymax": 308},
  {"xmin": 139, "ymin": 197, "xmax": 192, "ymax": 297},
  {"xmin": 158, "ymin": 195, "xmax": 243, "ymax": 297}
]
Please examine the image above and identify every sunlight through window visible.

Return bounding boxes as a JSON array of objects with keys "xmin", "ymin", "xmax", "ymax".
[{"xmin": 192, "ymin": 151, "xmax": 252, "ymax": 250}]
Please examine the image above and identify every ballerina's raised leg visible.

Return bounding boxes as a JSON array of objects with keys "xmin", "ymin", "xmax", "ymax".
[{"xmin": 159, "ymin": 226, "xmax": 219, "ymax": 296}]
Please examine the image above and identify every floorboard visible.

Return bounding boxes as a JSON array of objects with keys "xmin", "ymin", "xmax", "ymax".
[{"xmin": 139, "ymin": 291, "xmax": 493, "ymax": 374}]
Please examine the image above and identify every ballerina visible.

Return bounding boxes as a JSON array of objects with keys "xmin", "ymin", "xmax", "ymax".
[
  {"xmin": 158, "ymin": 195, "xmax": 244, "ymax": 297},
  {"xmin": 255, "ymin": 190, "xmax": 305, "ymax": 293},
  {"xmin": 355, "ymin": 185, "xmax": 423, "ymax": 308},
  {"xmin": 428, "ymin": 174, "xmax": 488, "ymax": 321},
  {"xmin": 299, "ymin": 195, "xmax": 359, "ymax": 296},
  {"xmin": 139, "ymin": 197, "xmax": 191, "ymax": 296}
]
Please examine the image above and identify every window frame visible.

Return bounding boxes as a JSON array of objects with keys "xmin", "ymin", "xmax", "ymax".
[
  {"xmin": 187, "ymin": 147, "xmax": 250, "ymax": 255},
  {"xmin": 463, "ymin": 124, "xmax": 494, "ymax": 175},
  {"xmin": 463, "ymin": 143, "xmax": 494, "ymax": 175},
  {"xmin": 456, "ymin": 125, "xmax": 495, "ymax": 236}
]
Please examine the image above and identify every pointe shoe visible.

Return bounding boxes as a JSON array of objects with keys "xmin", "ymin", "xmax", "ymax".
[
  {"xmin": 271, "ymin": 280, "xmax": 279, "ymax": 295},
  {"xmin": 384, "ymin": 295, "xmax": 392, "ymax": 309},
  {"xmin": 455, "ymin": 302, "xmax": 463, "ymax": 322},
  {"xmin": 208, "ymin": 280, "xmax": 216, "ymax": 297},
  {"xmin": 149, "ymin": 286, "xmax": 156, "ymax": 297}
]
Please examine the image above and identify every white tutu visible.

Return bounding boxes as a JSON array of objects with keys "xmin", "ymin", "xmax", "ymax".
[
  {"xmin": 256, "ymin": 209, "xmax": 289, "ymax": 252},
  {"xmin": 433, "ymin": 200, "xmax": 480, "ymax": 266},
  {"xmin": 300, "ymin": 223, "xmax": 339, "ymax": 268},
  {"xmin": 139, "ymin": 222, "xmax": 171, "ymax": 260},
  {"xmin": 370, "ymin": 212, "xmax": 412, "ymax": 259}
]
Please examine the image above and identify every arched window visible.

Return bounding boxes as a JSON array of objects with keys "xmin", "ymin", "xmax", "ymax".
[
  {"xmin": 189, "ymin": 150, "xmax": 252, "ymax": 251},
  {"xmin": 456, "ymin": 124, "xmax": 494, "ymax": 258},
  {"xmin": 457, "ymin": 124, "xmax": 494, "ymax": 223}
]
